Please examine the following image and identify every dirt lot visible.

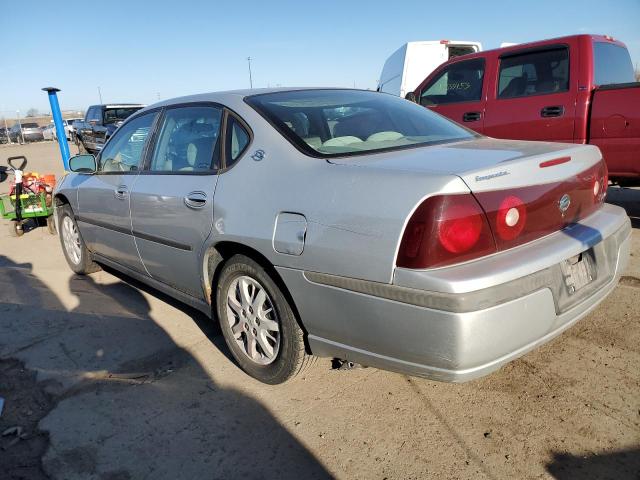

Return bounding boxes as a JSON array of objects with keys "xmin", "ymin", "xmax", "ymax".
[{"xmin": 0, "ymin": 141, "xmax": 638, "ymax": 479}]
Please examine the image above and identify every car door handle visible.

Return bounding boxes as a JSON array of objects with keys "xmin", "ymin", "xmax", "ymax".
[
  {"xmin": 114, "ymin": 185, "xmax": 129, "ymax": 200},
  {"xmin": 184, "ymin": 191, "xmax": 207, "ymax": 209},
  {"xmin": 540, "ymin": 105, "xmax": 564, "ymax": 118},
  {"xmin": 462, "ymin": 111, "xmax": 482, "ymax": 122}
]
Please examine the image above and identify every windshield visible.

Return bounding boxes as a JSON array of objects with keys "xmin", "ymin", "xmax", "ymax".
[
  {"xmin": 103, "ymin": 107, "xmax": 142, "ymax": 124},
  {"xmin": 246, "ymin": 89, "xmax": 475, "ymax": 157}
]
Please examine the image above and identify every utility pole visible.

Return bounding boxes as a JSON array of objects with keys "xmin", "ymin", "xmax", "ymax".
[
  {"xmin": 16, "ymin": 110, "xmax": 24, "ymax": 144},
  {"xmin": 97, "ymin": 86, "xmax": 103, "ymax": 104},
  {"xmin": 247, "ymin": 57, "xmax": 253, "ymax": 89},
  {"xmin": 3, "ymin": 116, "xmax": 9, "ymax": 144}
]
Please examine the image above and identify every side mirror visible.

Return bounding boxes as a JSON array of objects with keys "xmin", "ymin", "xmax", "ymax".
[
  {"xmin": 69, "ymin": 154, "xmax": 97, "ymax": 174},
  {"xmin": 405, "ymin": 92, "xmax": 417, "ymax": 103}
]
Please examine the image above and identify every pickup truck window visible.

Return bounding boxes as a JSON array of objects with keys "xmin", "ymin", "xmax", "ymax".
[
  {"xmin": 419, "ymin": 58, "xmax": 485, "ymax": 106},
  {"xmin": 87, "ymin": 107, "xmax": 101, "ymax": 123},
  {"xmin": 498, "ymin": 47, "xmax": 569, "ymax": 99},
  {"xmin": 104, "ymin": 107, "xmax": 143, "ymax": 125},
  {"xmin": 593, "ymin": 42, "xmax": 635, "ymax": 86}
]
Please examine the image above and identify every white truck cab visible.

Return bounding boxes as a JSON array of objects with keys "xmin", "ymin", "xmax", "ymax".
[{"xmin": 377, "ymin": 40, "xmax": 483, "ymax": 98}]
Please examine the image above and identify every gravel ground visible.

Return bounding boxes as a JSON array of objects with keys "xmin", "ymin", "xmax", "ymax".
[{"xmin": 0, "ymin": 141, "xmax": 638, "ymax": 479}]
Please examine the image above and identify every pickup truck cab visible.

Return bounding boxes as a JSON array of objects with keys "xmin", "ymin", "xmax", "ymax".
[
  {"xmin": 411, "ymin": 34, "xmax": 640, "ymax": 184},
  {"xmin": 76, "ymin": 104, "xmax": 145, "ymax": 154}
]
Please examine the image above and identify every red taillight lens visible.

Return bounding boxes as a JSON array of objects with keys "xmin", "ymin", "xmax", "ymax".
[{"xmin": 397, "ymin": 194, "xmax": 496, "ymax": 269}]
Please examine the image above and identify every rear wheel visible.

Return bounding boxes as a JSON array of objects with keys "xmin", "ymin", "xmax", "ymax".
[
  {"xmin": 216, "ymin": 255, "xmax": 314, "ymax": 384},
  {"xmin": 57, "ymin": 204, "xmax": 100, "ymax": 274},
  {"xmin": 46, "ymin": 216, "xmax": 57, "ymax": 235},
  {"xmin": 8, "ymin": 221, "xmax": 24, "ymax": 237}
]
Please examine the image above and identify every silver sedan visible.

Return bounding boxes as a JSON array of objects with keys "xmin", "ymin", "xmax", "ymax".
[{"xmin": 54, "ymin": 88, "xmax": 631, "ymax": 384}]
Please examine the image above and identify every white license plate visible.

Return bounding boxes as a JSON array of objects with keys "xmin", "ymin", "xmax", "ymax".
[{"xmin": 561, "ymin": 251, "xmax": 595, "ymax": 294}]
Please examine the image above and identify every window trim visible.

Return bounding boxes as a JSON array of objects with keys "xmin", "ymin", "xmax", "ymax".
[
  {"xmin": 244, "ymin": 89, "xmax": 478, "ymax": 160},
  {"xmin": 219, "ymin": 109, "xmax": 253, "ymax": 173},
  {"xmin": 496, "ymin": 44, "xmax": 570, "ymax": 101},
  {"xmin": 94, "ymin": 108, "xmax": 161, "ymax": 176},
  {"xmin": 418, "ymin": 57, "xmax": 486, "ymax": 107}
]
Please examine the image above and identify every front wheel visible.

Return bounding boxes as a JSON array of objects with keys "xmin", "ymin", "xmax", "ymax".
[
  {"xmin": 57, "ymin": 205, "xmax": 100, "ymax": 274},
  {"xmin": 216, "ymin": 255, "xmax": 315, "ymax": 384}
]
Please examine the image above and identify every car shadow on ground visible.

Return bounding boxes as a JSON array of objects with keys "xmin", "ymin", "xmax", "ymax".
[
  {"xmin": 606, "ymin": 186, "xmax": 640, "ymax": 229},
  {"xmin": 546, "ymin": 447, "xmax": 640, "ymax": 479},
  {"xmin": 0, "ymin": 255, "xmax": 331, "ymax": 479}
]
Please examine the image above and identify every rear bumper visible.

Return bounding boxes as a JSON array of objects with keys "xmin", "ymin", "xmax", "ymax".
[{"xmin": 278, "ymin": 204, "xmax": 631, "ymax": 382}]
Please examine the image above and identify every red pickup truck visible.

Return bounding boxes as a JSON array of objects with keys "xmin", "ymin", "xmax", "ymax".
[{"xmin": 411, "ymin": 34, "xmax": 640, "ymax": 185}]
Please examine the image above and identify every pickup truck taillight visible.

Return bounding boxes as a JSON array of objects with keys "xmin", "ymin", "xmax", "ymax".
[{"xmin": 397, "ymin": 160, "xmax": 608, "ymax": 270}]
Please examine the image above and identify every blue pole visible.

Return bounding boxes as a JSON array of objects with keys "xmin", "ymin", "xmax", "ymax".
[{"xmin": 42, "ymin": 87, "xmax": 71, "ymax": 171}]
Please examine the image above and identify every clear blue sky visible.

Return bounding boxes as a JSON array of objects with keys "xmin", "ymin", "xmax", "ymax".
[{"xmin": 1, "ymin": 0, "xmax": 639, "ymax": 115}]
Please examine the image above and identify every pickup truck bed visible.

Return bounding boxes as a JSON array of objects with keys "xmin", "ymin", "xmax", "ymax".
[{"xmin": 590, "ymin": 82, "xmax": 640, "ymax": 181}]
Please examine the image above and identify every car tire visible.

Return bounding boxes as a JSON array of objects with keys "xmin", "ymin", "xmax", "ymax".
[
  {"xmin": 8, "ymin": 221, "xmax": 24, "ymax": 237},
  {"xmin": 77, "ymin": 138, "xmax": 87, "ymax": 154},
  {"xmin": 57, "ymin": 204, "xmax": 100, "ymax": 275},
  {"xmin": 216, "ymin": 254, "xmax": 315, "ymax": 384}
]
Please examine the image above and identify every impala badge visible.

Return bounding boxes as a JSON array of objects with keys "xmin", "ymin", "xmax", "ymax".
[{"xmin": 558, "ymin": 194, "xmax": 571, "ymax": 215}]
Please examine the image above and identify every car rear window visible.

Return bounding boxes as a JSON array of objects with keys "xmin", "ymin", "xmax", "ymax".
[
  {"xmin": 103, "ymin": 107, "xmax": 143, "ymax": 124},
  {"xmin": 246, "ymin": 89, "xmax": 474, "ymax": 157},
  {"xmin": 22, "ymin": 123, "xmax": 39, "ymax": 128},
  {"xmin": 593, "ymin": 42, "xmax": 635, "ymax": 86}
]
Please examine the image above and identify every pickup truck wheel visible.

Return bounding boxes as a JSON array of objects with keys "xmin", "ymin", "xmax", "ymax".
[
  {"xmin": 216, "ymin": 255, "xmax": 314, "ymax": 384},
  {"xmin": 76, "ymin": 137, "xmax": 87, "ymax": 154},
  {"xmin": 57, "ymin": 205, "xmax": 100, "ymax": 275}
]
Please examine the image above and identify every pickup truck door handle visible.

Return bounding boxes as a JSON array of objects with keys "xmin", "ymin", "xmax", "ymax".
[
  {"xmin": 462, "ymin": 111, "xmax": 482, "ymax": 122},
  {"xmin": 540, "ymin": 105, "xmax": 565, "ymax": 118},
  {"xmin": 184, "ymin": 191, "xmax": 207, "ymax": 209},
  {"xmin": 114, "ymin": 185, "xmax": 129, "ymax": 200}
]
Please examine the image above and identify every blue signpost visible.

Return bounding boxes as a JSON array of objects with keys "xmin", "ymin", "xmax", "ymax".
[{"xmin": 42, "ymin": 87, "xmax": 71, "ymax": 171}]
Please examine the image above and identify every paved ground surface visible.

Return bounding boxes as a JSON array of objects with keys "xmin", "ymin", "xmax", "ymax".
[{"xmin": 0, "ymin": 141, "xmax": 638, "ymax": 480}]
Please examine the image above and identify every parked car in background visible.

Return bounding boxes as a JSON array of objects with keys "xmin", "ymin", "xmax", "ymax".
[
  {"xmin": 54, "ymin": 88, "xmax": 630, "ymax": 385},
  {"xmin": 53, "ymin": 118, "xmax": 84, "ymax": 141},
  {"xmin": 411, "ymin": 34, "xmax": 640, "ymax": 185},
  {"xmin": 0, "ymin": 127, "xmax": 9, "ymax": 144},
  {"xmin": 377, "ymin": 40, "xmax": 482, "ymax": 98},
  {"xmin": 75, "ymin": 104, "xmax": 144, "ymax": 154},
  {"xmin": 42, "ymin": 124, "xmax": 56, "ymax": 141},
  {"xmin": 9, "ymin": 122, "xmax": 44, "ymax": 143}
]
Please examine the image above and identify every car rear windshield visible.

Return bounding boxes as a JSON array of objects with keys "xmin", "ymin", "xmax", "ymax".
[
  {"xmin": 593, "ymin": 42, "xmax": 635, "ymax": 86},
  {"xmin": 246, "ymin": 89, "xmax": 475, "ymax": 157},
  {"xmin": 103, "ymin": 107, "xmax": 143, "ymax": 124},
  {"xmin": 22, "ymin": 123, "xmax": 39, "ymax": 128}
]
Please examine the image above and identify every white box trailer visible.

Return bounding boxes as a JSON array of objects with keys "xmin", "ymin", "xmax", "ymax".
[{"xmin": 377, "ymin": 40, "xmax": 483, "ymax": 98}]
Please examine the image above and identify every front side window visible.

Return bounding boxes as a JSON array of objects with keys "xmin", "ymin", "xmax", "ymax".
[
  {"xmin": 593, "ymin": 42, "xmax": 635, "ymax": 86},
  {"xmin": 246, "ymin": 89, "xmax": 474, "ymax": 157},
  {"xmin": 149, "ymin": 106, "xmax": 222, "ymax": 173},
  {"xmin": 420, "ymin": 58, "xmax": 485, "ymax": 106},
  {"xmin": 87, "ymin": 107, "xmax": 101, "ymax": 122},
  {"xmin": 98, "ymin": 112, "xmax": 156, "ymax": 173},
  {"xmin": 498, "ymin": 47, "xmax": 569, "ymax": 99}
]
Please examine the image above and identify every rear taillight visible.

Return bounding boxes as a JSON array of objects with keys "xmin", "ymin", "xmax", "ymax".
[
  {"xmin": 397, "ymin": 160, "xmax": 607, "ymax": 270},
  {"xmin": 396, "ymin": 194, "xmax": 496, "ymax": 269}
]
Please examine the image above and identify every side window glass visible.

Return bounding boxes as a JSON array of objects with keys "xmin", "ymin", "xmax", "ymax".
[
  {"xmin": 150, "ymin": 106, "xmax": 222, "ymax": 173},
  {"xmin": 226, "ymin": 117, "xmax": 250, "ymax": 166},
  {"xmin": 420, "ymin": 59, "xmax": 485, "ymax": 106},
  {"xmin": 98, "ymin": 113, "xmax": 155, "ymax": 173},
  {"xmin": 498, "ymin": 47, "xmax": 569, "ymax": 99}
]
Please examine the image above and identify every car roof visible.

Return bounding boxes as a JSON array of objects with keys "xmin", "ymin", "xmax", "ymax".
[{"xmin": 143, "ymin": 87, "xmax": 373, "ymax": 110}]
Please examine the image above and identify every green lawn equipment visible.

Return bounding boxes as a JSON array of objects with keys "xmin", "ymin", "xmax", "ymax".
[{"xmin": 0, "ymin": 156, "xmax": 56, "ymax": 237}]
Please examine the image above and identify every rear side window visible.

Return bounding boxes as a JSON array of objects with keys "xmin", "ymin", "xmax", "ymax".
[
  {"xmin": 225, "ymin": 117, "xmax": 250, "ymax": 166},
  {"xmin": 420, "ymin": 58, "xmax": 485, "ymax": 106},
  {"xmin": 149, "ymin": 106, "xmax": 222, "ymax": 173},
  {"xmin": 498, "ymin": 47, "xmax": 569, "ymax": 99},
  {"xmin": 593, "ymin": 42, "xmax": 635, "ymax": 86}
]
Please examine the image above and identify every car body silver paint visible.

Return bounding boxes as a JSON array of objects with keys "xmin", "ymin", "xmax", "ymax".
[{"xmin": 53, "ymin": 88, "xmax": 631, "ymax": 382}]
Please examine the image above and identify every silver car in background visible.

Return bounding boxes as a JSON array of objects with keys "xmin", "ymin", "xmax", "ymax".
[{"xmin": 54, "ymin": 89, "xmax": 631, "ymax": 384}]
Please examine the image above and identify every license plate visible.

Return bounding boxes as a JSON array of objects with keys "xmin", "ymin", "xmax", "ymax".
[{"xmin": 561, "ymin": 251, "xmax": 595, "ymax": 294}]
